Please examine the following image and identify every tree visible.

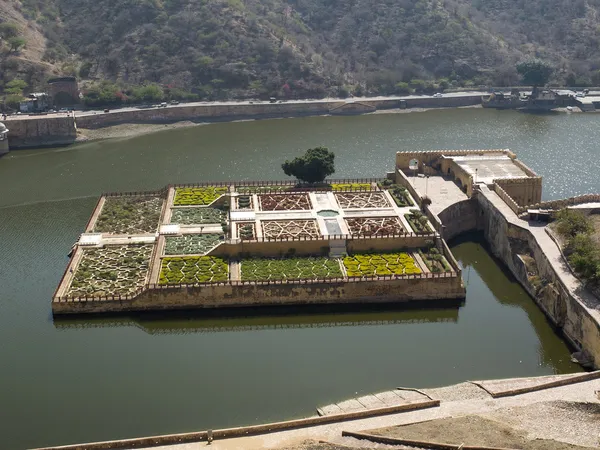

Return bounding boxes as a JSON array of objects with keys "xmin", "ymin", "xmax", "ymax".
[
  {"xmin": 0, "ymin": 23, "xmax": 19, "ymax": 40},
  {"xmin": 282, "ymin": 147, "xmax": 335, "ymax": 184},
  {"xmin": 8, "ymin": 36, "xmax": 26, "ymax": 53},
  {"xmin": 516, "ymin": 59, "xmax": 553, "ymax": 87},
  {"xmin": 4, "ymin": 79, "xmax": 27, "ymax": 96}
]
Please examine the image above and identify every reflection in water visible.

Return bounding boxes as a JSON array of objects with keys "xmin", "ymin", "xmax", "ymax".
[
  {"xmin": 54, "ymin": 304, "xmax": 461, "ymax": 334},
  {"xmin": 450, "ymin": 234, "xmax": 579, "ymax": 372}
]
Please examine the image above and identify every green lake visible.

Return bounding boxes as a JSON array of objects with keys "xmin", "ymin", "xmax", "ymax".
[{"xmin": 0, "ymin": 108, "xmax": 598, "ymax": 449}]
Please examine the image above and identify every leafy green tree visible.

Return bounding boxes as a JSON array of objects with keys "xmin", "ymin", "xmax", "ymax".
[
  {"xmin": 4, "ymin": 94, "xmax": 23, "ymax": 110},
  {"xmin": 8, "ymin": 36, "xmax": 26, "ymax": 52},
  {"xmin": 131, "ymin": 84, "xmax": 164, "ymax": 103},
  {"xmin": 4, "ymin": 79, "xmax": 28, "ymax": 95},
  {"xmin": 282, "ymin": 147, "xmax": 335, "ymax": 184},
  {"xmin": 0, "ymin": 23, "xmax": 19, "ymax": 39},
  {"xmin": 516, "ymin": 59, "xmax": 554, "ymax": 86}
]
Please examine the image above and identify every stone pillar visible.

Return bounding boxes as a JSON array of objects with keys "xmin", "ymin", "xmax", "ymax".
[{"xmin": 0, "ymin": 122, "xmax": 9, "ymax": 156}]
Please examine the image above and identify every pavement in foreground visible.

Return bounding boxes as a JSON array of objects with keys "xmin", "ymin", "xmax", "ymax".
[{"xmin": 144, "ymin": 374, "xmax": 600, "ymax": 450}]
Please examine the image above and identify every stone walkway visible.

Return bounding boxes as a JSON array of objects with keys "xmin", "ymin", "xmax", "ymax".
[
  {"xmin": 317, "ymin": 388, "xmax": 433, "ymax": 416},
  {"xmin": 409, "ymin": 174, "xmax": 468, "ymax": 216},
  {"xmin": 479, "ymin": 185, "xmax": 600, "ymax": 322}
]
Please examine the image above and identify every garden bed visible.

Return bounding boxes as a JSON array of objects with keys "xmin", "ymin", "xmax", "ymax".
[
  {"xmin": 173, "ymin": 187, "xmax": 228, "ymax": 206},
  {"xmin": 262, "ymin": 219, "xmax": 320, "ymax": 239},
  {"xmin": 405, "ymin": 210, "xmax": 432, "ymax": 233},
  {"xmin": 419, "ymin": 248, "xmax": 452, "ymax": 273},
  {"xmin": 158, "ymin": 256, "xmax": 229, "ymax": 284},
  {"xmin": 241, "ymin": 257, "xmax": 343, "ymax": 281},
  {"xmin": 330, "ymin": 183, "xmax": 372, "ymax": 191},
  {"xmin": 345, "ymin": 217, "xmax": 406, "ymax": 236},
  {"xmin": 342, "ymin": 252, "xmax": 421, "ymax": 277},
  {"xmin": 236, "ymin": 185, "xmax": 291, "ymax": 194},
  {"xmin": 93, "ymin": 195, "xmax": 163, "ymax": 234},
  {"xmin": 378, "ymin": 182, "xmax": 414, "ymax": 207},
  {"xmin": 237, "ymin": 222, "xmax": 256, "ymax": 240},
  {"xmin": 258, "ymin": 193, "xmax": 312, "ymax": 211},
  {"xmin": 67, "ymin": 244, "xmax": 153, "ymax": 297},
  {"xmin": 334, "ymin": 192, "xmax": 391, "ymax": 209},
  {"xmin": 170, "ymin": 207, "xmax": 226, "ymax": 225},
  {"xmin": 235, "ymin": 195, "xmax": 253, "ymax": 210},
  {"xmin": 164, "ymin": 234, "xmax": 224, "ymax": 255}
]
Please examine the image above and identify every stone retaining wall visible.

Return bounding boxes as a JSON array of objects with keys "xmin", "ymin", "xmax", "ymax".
[
  {"xmin": 7, "ymin": 116, "xmax": 77, "ymax": 148},
  {"xmin": 494, "ymin": 177, "xmax": 542, "ymax": 207},
  {"xmin": 477, "ymin": 188, "xmax": 600, "ymax": 368},
  {"xmin": 73, "ymin": 95, "xmax": 482, "ymax": 129},
  {"xmin": 52, "ymin": 274, "xmax": 465, "ymax": 314}
]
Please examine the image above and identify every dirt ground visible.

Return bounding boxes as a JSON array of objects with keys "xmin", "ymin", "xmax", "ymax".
[{"xmin": 366, "ymin": 412, "xmax": 599, "ymax": 450}]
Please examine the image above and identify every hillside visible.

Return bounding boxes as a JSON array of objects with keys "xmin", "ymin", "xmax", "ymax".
[{"xmin": 2, "ymin": 0, "xmax": 600, "ymax": 102}]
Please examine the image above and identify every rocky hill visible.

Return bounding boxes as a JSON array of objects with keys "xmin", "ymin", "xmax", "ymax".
[{"xmin": 2, "ymin": 0, "xmax": 600, "ymax": 102}]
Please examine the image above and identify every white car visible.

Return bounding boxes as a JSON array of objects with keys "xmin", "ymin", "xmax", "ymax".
[
  {"xmin": 576, "ymin": 92, "xmax": 585, "ymax": 98},
  {"xmin": 433, "ymin": 93, "xmax": 443, "ymax": 98}
]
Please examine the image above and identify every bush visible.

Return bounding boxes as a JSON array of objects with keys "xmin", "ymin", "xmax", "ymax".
[{"xmin": 555, "ymin": 209, "xmax": 592, "ymax": 239}]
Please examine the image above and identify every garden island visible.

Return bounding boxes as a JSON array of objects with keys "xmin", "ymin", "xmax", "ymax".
[{"xmin": 52, "ymin": 148, "xmax": 466, "ymax": 314}]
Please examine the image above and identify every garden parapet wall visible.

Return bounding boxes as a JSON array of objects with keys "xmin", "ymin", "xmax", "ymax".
[{"xmin": 52, "ymin": 272, "xmax": 466, "ymax": 314}]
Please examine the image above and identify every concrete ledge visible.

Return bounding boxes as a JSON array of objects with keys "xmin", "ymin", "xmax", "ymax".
[
  {"xmin": 469, "ymin": 370, "xmax": 600, "ymax": 398},
  {"xmin": 33, "ymin": 399, "xmax": 439, "ymax": 450},
  {"xmin": 342, "ymin": 430, "xmax": 518, "ymax": 450}
]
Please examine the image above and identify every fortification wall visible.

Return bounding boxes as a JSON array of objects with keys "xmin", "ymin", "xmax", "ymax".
[
  {"xmin": 395, "ymin": 149, "xmax": 511, "ymax": 171},
  {"xmin": 6, "ymin": 116, "xmax": 77, "ymax": 148},
  {"xmin": 52, "ymin": 274, "xmax": 465, "ymax": 314},
  {"xmin": 477, "ymin": 188, "xmax": 600, "ymax": 368},
  {"xmin": 495, "ymin": 177, "xmax": 542, "ymax": 207}
]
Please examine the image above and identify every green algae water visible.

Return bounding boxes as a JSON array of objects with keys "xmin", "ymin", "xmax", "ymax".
[{"xmin": 0, "ymin": 108, "xmax": 598, "ymax": 449}]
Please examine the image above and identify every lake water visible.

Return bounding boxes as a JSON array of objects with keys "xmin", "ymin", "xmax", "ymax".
[{"xmin": 1, "ymin": 108, "xmax": 598, "ymax": 449}]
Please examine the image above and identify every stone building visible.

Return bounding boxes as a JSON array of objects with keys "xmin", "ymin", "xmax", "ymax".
[{"xmin": 48, "ymin": 77, "xmax": 80, "ymax": 106}]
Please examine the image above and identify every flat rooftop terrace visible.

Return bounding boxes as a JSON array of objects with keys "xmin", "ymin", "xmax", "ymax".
[{"xmin": 450, "ymin": 155, "xmax": 531, "ymax": 184}]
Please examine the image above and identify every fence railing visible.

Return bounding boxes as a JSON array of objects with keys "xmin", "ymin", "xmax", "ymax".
[{"xmin": 236, "ymin": 232, "xmax": 437, "ymax": 242}]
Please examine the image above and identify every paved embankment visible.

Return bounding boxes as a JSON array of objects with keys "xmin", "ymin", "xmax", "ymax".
[
  {"xmin": 33, "ymin": 371, "xmax": 600, "ymax": 450},
  {"xmin": 2, "ymin": 93, "xmax": 485, "ymax": 149}
]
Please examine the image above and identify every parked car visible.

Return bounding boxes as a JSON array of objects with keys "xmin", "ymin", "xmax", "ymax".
[
  {"xmin": 433, "ymin": 93, "xmax": 443, "ymax": 98},
  {"xmin": 104, "ymin": 109, "xmax": 110, "ymax": 113},
  {"xmin": 170, "ymin": 100, "xmax": 180, "ymax": 105},
  {"xmin": 159, "ymin": 102, "xmax": 168, "ymax": 108},
  {"xmin": 576, "ymin": 92, "xmax": 585, "ymax": 98}
]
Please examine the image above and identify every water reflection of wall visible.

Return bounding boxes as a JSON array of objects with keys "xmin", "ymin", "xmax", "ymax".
[{"xmin": 53, "ymin": 306, "xmax": 460, "ymax": 335}]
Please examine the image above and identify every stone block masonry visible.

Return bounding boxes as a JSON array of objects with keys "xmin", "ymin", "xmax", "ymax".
[{"xmin": 6, "ymin": 116, "xmax": 77, "ymax": 149}]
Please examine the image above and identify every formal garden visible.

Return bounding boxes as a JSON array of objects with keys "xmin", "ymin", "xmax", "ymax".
[
  {"xmin": 158, "ymin": 256, "xmax": 229, "ymax": 284},
  {"xmin": 405, "ymin": 209, "xmax": 433, "ymax": 233},
  {"xmin": 240, "ymin": 256, "xmax": 343, "ymax": 281},
  {"xmin": 93, "ymin": 195, "xmax": 164, "ymax": 234},
  {"xmin": 345, "ymin": 217, "xmax": 406, "ymax": 236},
  {"xmin": 164, "ymin": 234, "xmax": 224, "ymax": 255},
  {"xmin": 258, "ymin": 193, "xmax": 312, "ymax": 211},
  {"xmin": 334, "ymin": 192, "xmax": 391, "ymax": 209},
  {"xmin": 173, "ymin": 187, "xmax": 228, "ymax": 206},
  {"xmin": 419, "ymin": 248, "xmax": 452, "ymax": 273},
  {"xmin": 342, "ymin": 253, "xmax": 422, "ymax": 277},
  {"xmin": 262, "ymin": 219, "xmax": 320, "ymax": 239},
  {"xmin": 170, "ymin": 206, "xmax": 226, "ymax": 224},
  {"xmin": 67, "ymin": 244, "xmax": 153, "ymax": 297}
]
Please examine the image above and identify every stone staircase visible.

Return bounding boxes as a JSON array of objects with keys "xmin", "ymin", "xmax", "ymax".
[{"xmin": 329, "ymin": 239, "xmax": 347, "ymax": 258}]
